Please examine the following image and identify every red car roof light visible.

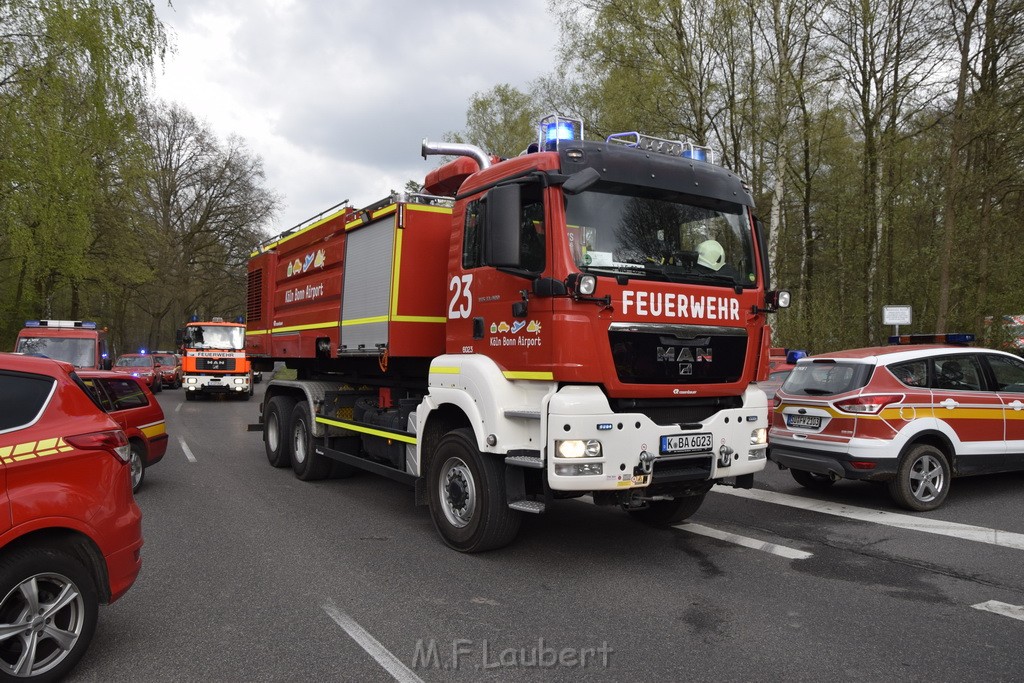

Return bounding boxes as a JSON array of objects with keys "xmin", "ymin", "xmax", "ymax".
[
  {"xmin": 64, "ymin": 429, "xmax": 131, "ymax": 463},
  {"xmin": 834, "ymin": 394, "xmax": 903, "ymax": 415}
]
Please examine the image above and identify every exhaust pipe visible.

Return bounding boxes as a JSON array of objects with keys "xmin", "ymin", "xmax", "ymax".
[{"xmin": 421, "ymin": 139, "xmax": 491, "ymax": 170}]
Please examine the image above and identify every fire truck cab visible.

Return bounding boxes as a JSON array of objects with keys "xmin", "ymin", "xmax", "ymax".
[{"xmin": 14, "ymin": 320, "xmax": 112, "ymax": 370}]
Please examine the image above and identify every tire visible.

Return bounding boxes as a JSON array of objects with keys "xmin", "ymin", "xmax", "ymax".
[
  {"xmin": 628, "ymin": 493, "xmax": 706, "ymax": 527},
  {"xmin": 0, "ymin": 546, "xmax": 99, "ymax": 681},
  {"xmin": 791, "ymin": 469, "xmax": 836, "ymax": 491},
  {"xmin": 264, "ymin": 395, "xmax": 296, "ymax": 468},
  {"xmin": 888, "ymin": 444, "xmax": 951, "ymax": 511},
  {"xmin": 173, "ymin": 374, "xmax": 182, "ymax": 389},
  {"xmin": 427, "ymin": 428, "xmax": 522, "ymax": 552},
  {"xmin": 152, "ymin": 377, "xmax": 162, "ymax": 394},
  {"xmin": 129, "ymin": 441, "xmax": 146, "ymax": 493},
  {"xmin": 289, "ymin": 401, "xmax": 332, "ymax": 481}
]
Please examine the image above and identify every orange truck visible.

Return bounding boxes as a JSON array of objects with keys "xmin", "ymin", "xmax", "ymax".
[
  {"xmin": 14, "ymin": 319, "xmax": 113, "ymax": 369},
  {"xmin": 176, "ymin": 317, "xmax": 253, "ymax": 400},
  {"xmin": 247, "ymin": 115, "xmax": 789, "ymax": 551}
]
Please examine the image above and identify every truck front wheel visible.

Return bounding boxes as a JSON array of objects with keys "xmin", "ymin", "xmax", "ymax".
[
  {"xmin": 427, "ymin": 428, "xmax": 521, "ymax": 552},
  {"xmin": 264, "ymin": 395, "xmax": 296, "ymax": 467},
  {"xmin": 290, "ymin": 401, "xmax": 332, "ymax": 481},
  {"xmin": 628, "ymin": 493, "xmax": 706, "ymax": 527}
]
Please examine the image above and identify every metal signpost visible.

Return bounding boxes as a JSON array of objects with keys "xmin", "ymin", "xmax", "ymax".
[{"xmin": 883, "ymin": 305, "xmax": 913, "ymax": 338}]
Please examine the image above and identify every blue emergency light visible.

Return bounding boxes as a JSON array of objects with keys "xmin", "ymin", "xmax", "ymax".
[
  {"xmin": 544, "ymin": 120, "xmax": 576, "ymax": 142},
  {"xmin": 888, "ymin": 333, "xmax": 975, "ymax": 345}
]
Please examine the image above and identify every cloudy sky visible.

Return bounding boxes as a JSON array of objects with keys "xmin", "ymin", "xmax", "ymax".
[{"xmin": 151, "ymin": 0, "xmax": 560, "ymax": 235}]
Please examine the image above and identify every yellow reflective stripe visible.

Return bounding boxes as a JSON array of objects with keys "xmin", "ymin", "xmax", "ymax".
[
  {"xmin": 271, "ymin": 322, "xmax": 339, "ymax": 334},
  {"xmin": 503, "ymin": 371, "xmax": 555, "ymax": 381},
  {"xmin": 245, "ymin": 330, "xmax": 270, "ymax": 336},
  {"xmin": 342, "ymin": 316, "xmax": 389, "ymax": 327},
  {"xmin": 345, "ymin": 204, "xmax": 398, "ymax": 230},
  {"xmin": 390, "ymin": 228, "xmax": 403, "ymax": 317},
  {"xmin": 317, "ymin": 417, "xmax": 417, "ymax": 444},
  {"xmin": 1, "ymin": 437, "xmax": 73, "ymax": 464},
  {"xmin": 431, "ymin": 366, "xmax": 460, "ymax": 375},
  {"xmin": 141, "ymin": 422, "xmax": 166, "ymax": 439},
  {"xmin": 407, "ymin": 204, "xmax": 452, "ymax": 215},
  {"xmin": 251, "ymin": 206, "xmax": 351, "ymax": 256},
  {"xmin": 392, "ymin": 316, "xmax": 446, "ymax": 324}
]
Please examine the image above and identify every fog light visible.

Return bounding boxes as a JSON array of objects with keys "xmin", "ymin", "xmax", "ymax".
[
  {"xmin": 554, "ymin": 462, "xmax": 603, "ymax": 476},
  {"xmin": 750, "ymin": 428, "xmax": 767, "ymax": 446},
  {"xmin": 556, "ymin": 439, "xmax": 602, "ymax": 458}
]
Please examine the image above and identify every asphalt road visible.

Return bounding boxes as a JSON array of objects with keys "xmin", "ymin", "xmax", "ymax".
[{"xmin": 68, "ymin": 383, "xmax": 1024, "ymax": 681}]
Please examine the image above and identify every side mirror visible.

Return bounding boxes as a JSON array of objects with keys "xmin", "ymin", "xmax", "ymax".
[
  {"xmin": 175, "ymin": 328, "xmax": 184, "ymax": 346},
  {"xmin": 483, "ymin": 184, "xmax": 522, "ymax": 267}
]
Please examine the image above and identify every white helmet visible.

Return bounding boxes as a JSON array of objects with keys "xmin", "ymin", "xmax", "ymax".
[{"xmin": 697, "ymin": 240, "xmax": 725, "ymax": 271}]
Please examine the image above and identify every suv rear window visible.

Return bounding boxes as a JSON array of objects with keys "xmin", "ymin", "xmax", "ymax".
[
  {"xmin": 780, "ymin": 360, "xmax": 873, "ymax": 397},
  {"xmin": 0, "ymin": 371, "xmax": 56, "ymax": 432}
]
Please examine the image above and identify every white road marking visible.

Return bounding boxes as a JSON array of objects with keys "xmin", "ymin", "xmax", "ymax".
[
  {"xmin": 715, "ymin": 487, "xmax": 1024, "ymax": 551},
  {"xmin": 972, "ymin": 600, "xmax": 1024, "ymax": 622},
  {"xmin": 322, "ymin": 600, "xmax": 423, "ymax": 683},
  {"xmin": 175, "ymin": 402, "xmax": 183, "ymax": 413},
  {"xmin": 179, "ymin": 439, "xmax": 196, "ymax": 463},
  {"xmin": 675, "ymin": 523, "xmax": 813, "ymax": 559},
  {"xmin": 578, "ymin": 495, "xmax": 808, "ymax": 558}
]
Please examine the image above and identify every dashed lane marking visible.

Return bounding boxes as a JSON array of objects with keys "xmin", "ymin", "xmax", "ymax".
[
  {"xmin": 179, "ymin": 439, "xmax": 196, "ymax": 463},
  {"xmin": 674, "ymin": 522, "xmax": 813, "ymax": 559},
  {"xmin": 715, "ymin": 487, "xmax": 1024, "ymax": 551},
  {"xmin": 322, "ymin": 599, "xmax": 424, "ymax": 683},
  {"xmin": 972, "ymin": 600, "xmax": 1024, "ymax": 622}
]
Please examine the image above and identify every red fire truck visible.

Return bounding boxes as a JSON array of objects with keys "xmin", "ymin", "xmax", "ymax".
[
  {"xmin": 247, "ymin": 116, "xmax": 789, "ymax": 551},
  {"xmin": 14, "ymin": 319, "xmax": 113, "ymax": 369},
  {"xmin": 177, "ymin": 317, "xmax": 253, "ymax": 400}
]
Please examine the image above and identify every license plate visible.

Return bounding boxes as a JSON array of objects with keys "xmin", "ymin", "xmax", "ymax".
[
  {"xmin": 787, "ymin": 414, "xmax": 821, "ymax": 429},
  {"xmin": 660, "ymin": 432, "xmax": 713, "ymax": 454}
]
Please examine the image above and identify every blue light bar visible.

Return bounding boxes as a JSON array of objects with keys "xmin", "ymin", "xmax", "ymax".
[
  {"xmin": 24, "ymin": 320, "xmax": 40, "ymax": 327},
  {"xmin": 786, "ymin": 350, "xmax": 808, "ymax": 363}
]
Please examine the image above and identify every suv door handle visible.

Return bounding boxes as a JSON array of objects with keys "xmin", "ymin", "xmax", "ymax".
[
  {"xmin": 939, "ymin": 398, "xmax": 958, "ymax": 409},
  {"xmin": 1010, "ymin": 400, "xmax": 1024, "ymax": 411}
]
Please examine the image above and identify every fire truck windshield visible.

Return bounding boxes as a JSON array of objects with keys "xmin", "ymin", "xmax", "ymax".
[
  {"xmin": 564, "ymin": 185, "xmax": 755, "ymax": 287},
  {"xmin": 15, "ymin": 337, "xmax": 95, "ymax": 367},
  {"xmin": 184, "ymin": 325, "xmax": 245, "ymax": 350}
]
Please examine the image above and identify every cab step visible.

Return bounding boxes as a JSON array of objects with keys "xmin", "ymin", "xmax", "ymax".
[{"xmin": 508, "ymin": 500, "xmax": 546, "ymax": 514}]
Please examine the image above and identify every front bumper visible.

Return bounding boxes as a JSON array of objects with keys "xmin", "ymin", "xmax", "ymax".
[
  {"xmin": 184, "ymin": 374, "xmax": 250, "ymax": 393},
  {"xmin": 546, "ymin": 385, "xmax": 768, "ymax": 492}
]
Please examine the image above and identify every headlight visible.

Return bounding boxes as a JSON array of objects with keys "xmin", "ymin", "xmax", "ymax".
[
  {"xmin": 556, "ymin": 439, "xmax": 602, "ymax": 458},
  {"xmin": 186, "ymin": 377, "xmax": 198, "ymax": 384},
  {"xmin": 750, "ymin": 428, "xmax": 767, "ymax": 446},
  {"xmin": 234, "ymin": 378, "xmax": 246, "ymax": 385}
]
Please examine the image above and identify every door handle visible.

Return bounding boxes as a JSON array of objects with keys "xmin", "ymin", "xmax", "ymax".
[
  {"xmin": 1010, "ymin": 400, "xmax": 1024, "ymax": 411},
  {"xmin": 939, "ymin": 398, "xmax": 958, "ymax": 409}
]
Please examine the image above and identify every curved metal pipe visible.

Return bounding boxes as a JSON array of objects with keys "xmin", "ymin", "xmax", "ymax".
[{"xmin": 421, "ymin": 139, "xmax": 491, "ymax": 170}]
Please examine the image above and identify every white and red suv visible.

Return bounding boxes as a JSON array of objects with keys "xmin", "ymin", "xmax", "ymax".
[{"xmin": 768, "ymin": 335, "xmax": 1024, "ymax": 511}]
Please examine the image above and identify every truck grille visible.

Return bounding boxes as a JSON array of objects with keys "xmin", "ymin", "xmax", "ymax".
[
  {"xmin": 196, "ymin": 358, "xmax": 236, "ymax": 371},
  {"xmin": 609, "ymin": 396, "xmax": 742, "ymax": 426},
  {"xmin": 609, "ymin": 323, "xmax": 747, "ymax": 385}
]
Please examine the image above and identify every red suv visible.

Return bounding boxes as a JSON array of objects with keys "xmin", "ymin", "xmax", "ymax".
[
  {"xmin": 79, "ymin": 371, "xmax": 168, "ymax": 492},
  {"xmin": 151, "ymin": 351, "xmax": 182, "ymax": 389},
  {"xmin": 0, "ymin": 353, "xmax": 143, "ymax": 679},
  {"xmin": 769, "ymin": 335, "xmax": 1024, "ymax": 510}
]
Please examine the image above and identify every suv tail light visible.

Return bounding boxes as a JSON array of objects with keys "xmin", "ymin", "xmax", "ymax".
[
  {"xmin": 835, "ymin": 394, "xmax": 903, "ymax": 415},
  {"xmin": 65, "ymin": 430, "xmax": 131, "ymax": 463}
]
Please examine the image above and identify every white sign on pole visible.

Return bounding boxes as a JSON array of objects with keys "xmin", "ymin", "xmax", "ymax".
[{"xmin": 883, "ymin": 306, "xmax": 912, "ymax": 326}]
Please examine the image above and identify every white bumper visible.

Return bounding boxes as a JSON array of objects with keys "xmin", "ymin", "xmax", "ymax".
[{"xmin": 184, "ymin": 374, "xmax": 250, "ymax": 393}]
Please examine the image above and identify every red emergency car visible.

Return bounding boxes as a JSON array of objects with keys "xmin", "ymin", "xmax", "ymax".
[
  {"xmin": 79, "ymin": 371, "xmax": 168, "ymax": 492},
  {"xmin": 111, "ymin": 353, "xmax": 163, "ymax": 393},
  {"xmin": 769, "ymin": 335, "xmax": 1024, "ymax": 511},
  {"xmin": 0, "ymin": 353, "xmax": 143, "ymax": 679}
]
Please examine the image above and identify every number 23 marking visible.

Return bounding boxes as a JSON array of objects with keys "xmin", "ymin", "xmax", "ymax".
[{"xmin": 448, "ymin": 274, "xmax": 473, "ymax": 319}]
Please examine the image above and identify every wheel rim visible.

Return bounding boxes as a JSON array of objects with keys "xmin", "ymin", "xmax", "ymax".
[
  {"xmin": 130, "ymin": 448, "xmax": 143, "ymax": 490},
  {"xmin": 292, "ymin": 419, "xmax": 306, "ymax": 465},
  {"xmin": 267, "ymin": 412, "xmax": 281, "ymax": 454},
  {"xmin": 438, "ymin": 456, "xmax": 476, "ymax": 529},
  {"xmin": 909, "ymin": 454, "xmax": 945, "ymax": 503},
  {"xmin": 0, "ymin": 572, "xmax": 87, "ymax": 677}
]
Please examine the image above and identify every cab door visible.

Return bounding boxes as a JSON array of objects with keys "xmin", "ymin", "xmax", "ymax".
[
  {"xmin": 929, "ymin": 354, "xmax": 1005, "ymax": 474},
  {"xmin": 982, "ymin": 352, "xmax": 1024, "ymax": 471}
]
